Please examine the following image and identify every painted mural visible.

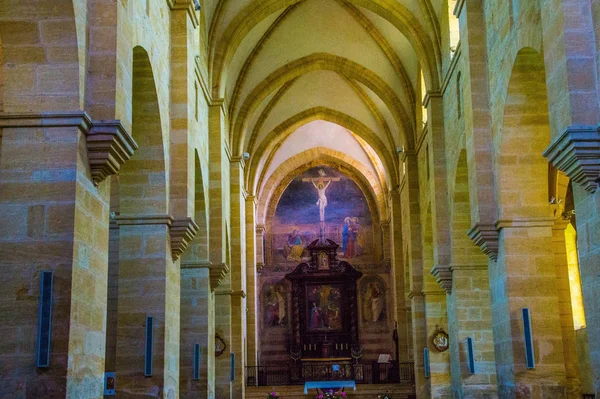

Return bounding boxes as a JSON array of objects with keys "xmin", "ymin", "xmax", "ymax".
[
  {"xmin": 306, "ymin": 283, "xmax": 343, "ymax": 332},
  {"xmin": 360, "ymin": 275, "xmax": 387, "ymax": 324},
  {"xmin": 262, "ymin": 280, "xmax": 289, "ymax": 327},
  {"xmin": 271, "ymin": 166, "xmax": 373, "ymax": 266}
]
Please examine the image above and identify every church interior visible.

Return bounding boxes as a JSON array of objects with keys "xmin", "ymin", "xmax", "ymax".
[{"xmin": 1, "ymin": 0, "xmax": 600, "ymax": 398}]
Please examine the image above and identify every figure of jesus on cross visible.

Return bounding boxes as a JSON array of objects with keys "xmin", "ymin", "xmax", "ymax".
[{"xmin": 302, "ymin": 169, "xmax": 341, "ymax": 225}]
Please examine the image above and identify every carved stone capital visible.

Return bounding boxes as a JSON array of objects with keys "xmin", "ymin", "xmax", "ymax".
[
  {"xmin": 166, "ymin": 0, "xmax": 199, "ymax": 28},
  {"xmin": 87, "ymin": 120, "xmax": 138, "ymax": 186},
  {"xmin": 430, "ymin": 264, "xmax": 453, "ymax": 294},
  {"xmin": 0, "ymin": 112, "xmax": 137, "ymax": 187},
  {"xmin": 114, "ymin": 214, "xmax": 173, "ymax": 226},
  {"xmin": 543, "ymin": 125, "xmax": 600, "ymax": 193},
  {"xmin": 170, "ymin": 217, "xmax": 199, "ymax": 261},
  {"xmin": 467, "ymin": 223, "xmax": 499, "ymax": 261},
  {"xmin": 209, "ymin": 263, "xmax": 229, "ymax": 291}
]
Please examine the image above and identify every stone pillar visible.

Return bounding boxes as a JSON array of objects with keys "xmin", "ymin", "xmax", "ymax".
[
  {"xmin": 256, "ymin": 224, "xmax": 266, "ymax": 272},
  {"xmin": 540, "ymin": 0, "xmax": 600, "ymax": 389},
  {"xmin": 390, "ymin": 188, "xmax": 410, "ymax": 360},
  {"xmin": 229, "ymin": 159, "xmax": 246, "ymax": 398},
  {"xmin": 493, "ymin": 219, "xmax": 568, "ymax": 397},
  {"xmin": 208, "ymin": 103, "xmax": 233, "ymax": 398},
  {"xmin": 552, "ymin": 219, "xmax": 582, "ymax": 398},
  {"xmin": 245, "ymin": 196, "xmax": 259, "ymax": 367},
  {"xmin": 180, "ymin": 262, "xmax": 214, "ymax": 399},
  {"xmin": 114, "ymin": 216, "xmax": 179, "ymax": 398},
  {"xmin": 0, "ymin": 113, "xmax": 134, "ymax": 398},
  {"xmin": 402, "ymin": 153, "xmax": 429, "ymax": 398},
  {"xmin": 446, "ymin": 265, "xmax": 497, "ymax": 398},
  {"xmin": 423, "ymin": 289, "xmax": 451, "ymax": 399}
]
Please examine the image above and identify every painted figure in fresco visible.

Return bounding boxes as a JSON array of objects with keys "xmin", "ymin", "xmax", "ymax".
[
  {"xmin": 364, "ymin": 281, "xmax": 384, "ymax": 322},
  {"xmin": 344, "ymin": 219, "xmax": 357, "ymax": 258},
  {"xmin": 275, "ymin": 285, "xmax": 287, "ymax": 325},
  {"xmin": 342, "ymin": 217, "xmax": 350, "ymax": 252},
  {"xmin": 265, "ymin": 286, "xmax": 279, "ymax": 326},
  {"xmin": 352, "ymin": 217, "xmax": 364, "ymax": 256},
  {"xmin": 313, "ymin": 180, "xmax": 332, "ymax": 222},
  {"xmin": 283, "ymin": 228, "xmax": 305, "ymax": 261},
  {"xmin": 310, "ymin": 302, "xmax": 323, "ymax": 329}
]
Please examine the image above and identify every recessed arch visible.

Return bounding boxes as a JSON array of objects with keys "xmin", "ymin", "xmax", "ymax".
[
  {"xmin": 497, "ymin": 47, "xmax": 551, "ymax": 220},
  {"xmin": 263, "ymin": 157, "xmax": 384, "ymax": 266},
  {"xmin": 233, "ymin": 54, "xmax": 413, "ymax": 155},
  {"xmin": 119, "ymin": 46, "xmax": 168, "ymax": 215},
  {"xmin": 257, "ymin": 148, "xmax": 387, "ymax": 225},
  {"xmin": 245, "ymin": 107, "xmax": 398, "ymax": 192},
  {"xmin": 211, "ymin": 0, "xmax": 440, "ymax": 99}
]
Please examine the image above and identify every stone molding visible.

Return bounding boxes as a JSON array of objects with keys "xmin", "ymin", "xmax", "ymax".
[
  {"xmin": 256, "ymin": 224, "xmax": 266, "ymax": 235},
  {"xmin": 114, "ymin": 214, "xmax": 200, "ymax": 261},
  {"xmin": 171, "ymin": 217, "xmax": 199, "ymax": 261},
  {"xmin": 210, "ymin": 263, "xmax": 230, "ymax": 291},
  {"xmin": 467, "ymin": 223, "xmax": 499, "ymax": 261},
  {"xmin": 495, "ymin": 217, "xmax": 555, "ymax": 229},
  {"xmin": 430, "ymin": 264, "xmax": 452, "ymax": 294},
  {"xmin": 215, "ymin": 288, "xmax": 246, "ymax": 297},
  {"xmin": 180, "ymin": 261, "xmax": 212, "ymax": 270},
  {"xmin": 449, "ymin": 264, "xmax": 488, "ymax": 272},
  {"xmin": 407, "ymin": 291, "xmax": 424, "ymax": 299},
  {"xmin": 0, "ymin": 112, "xmax": 137, "ymax": 186},
  {"xmin": 166, "ymin": 0, "xmax": 199, "ymax": 28},
  {"xmin": 552, "ymin": 218, "xmax": 571, "ymax": 231},
  {"xmin": 87, "ymin": 120, "xmax": 138, "ymax": 186},
  {"xmin": 543, "ymin": 125, "xmax": 600, "ymax": 193},
  {"xmin": 114, "ymin": 214, "xmax": 173, "ymax": 226}
]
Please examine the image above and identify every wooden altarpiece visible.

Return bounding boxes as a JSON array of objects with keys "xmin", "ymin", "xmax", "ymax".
[{"xmin": 285, "ymin": 238, "xmax": 362, "ymax": 363}]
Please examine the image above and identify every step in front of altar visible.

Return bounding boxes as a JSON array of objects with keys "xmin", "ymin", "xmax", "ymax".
[{"xmin": 245, "ymin": 383, "xmax": 416, "ymax": 399}]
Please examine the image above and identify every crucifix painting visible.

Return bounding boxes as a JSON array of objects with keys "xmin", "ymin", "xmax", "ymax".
[
  {"xmin": 302, "ymin": 169, "xmax": 340, "ymax": 234},
  {"xmin": 271, "ymin": 166, "xmax": 373, "ymax": 265}
]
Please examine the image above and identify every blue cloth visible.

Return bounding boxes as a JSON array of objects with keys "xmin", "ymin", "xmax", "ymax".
[
  {"xmin": 303, "ymin": 380, "xmax": 356, "ymax": 394},
  {"xmin": 342, "ymin": 224, "xmax": 349, "ymax": 251}
]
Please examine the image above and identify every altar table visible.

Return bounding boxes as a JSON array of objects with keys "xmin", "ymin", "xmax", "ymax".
[{"xmin": 303, "ymin": 380, "xmax": 357, "ymax": 394}]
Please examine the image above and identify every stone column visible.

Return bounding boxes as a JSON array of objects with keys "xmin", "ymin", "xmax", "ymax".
[
  {"xmin": 540, "ymin": 0, "xmax": 600, "ymax": 390},
  {"xmin": 114, "ymin": 216, "xmax": 179, "ymax": 398},
  {"xmin": 180, "ymin": 261, "xmax": 214, "ymax": 399},
  {"xmin": 208, "ymin": 103, "xmax": 233, "ymax": 398},
  {"xmin": 446, "ymin": 265, "xmax": 497, "ymax": 398},
  {"xmin": 423, "ymin": 289, "xmax": 451, "ymax": 399},
  {"xmin": 0, "ymin": 113, "xmax": 134, "ymax": 398},
  {"xmin": 256, "ymin": 224, "xmax": 266, "ymax": 272},
  {"xmin": 229, "ymin": 159, "xmax": 246, "ymax": 399},
  {"xmin": 552, "ymin": 219, "xmax": 582, "ymax": 398},
  {"xmin": 390, "ymin": 188, "xmax": 410, "ymax": 360},
  {"xmin": 492, "ymin": 218, "xmax": 568, "ymax": 397},
  {"xmin": 245, "ymin": 196, "xmax": 259, "ymax": 367},
  {"xmin": 402, "ymin": 153, "xmax": 429, "ymax": 398}
]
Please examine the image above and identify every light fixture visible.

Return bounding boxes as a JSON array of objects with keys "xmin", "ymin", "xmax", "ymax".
[{"xmin": 193, "ymin": 0, "xmax": 201, "ymax": 11}]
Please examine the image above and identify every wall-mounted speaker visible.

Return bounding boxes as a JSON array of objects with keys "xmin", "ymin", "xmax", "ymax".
[
  {"xmin": 466, "ymin": 337, "xmax": 475, "ymax": 374},
  {"xmin": 36, "ymin": 270, "xmax": 54, "ymax": 368},
  {"xmin": 145, "ymin": 316, "xmax": 153, "ymax": 376},
  {"xmin": 423, "ymin": 348, "xmax": 430, "ymax": 378},
  {"xmin": 522, "ymin": 308, "xmax": 535, "ymax": 369},
  {"xmin": 193, "ymin": 344, "xmax": 201, "ymax": 380}
]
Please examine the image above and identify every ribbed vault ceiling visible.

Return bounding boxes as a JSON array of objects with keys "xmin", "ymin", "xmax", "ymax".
[{"xmin": 201, "ymin": 0, "xmax": 446, "ymax": 215}]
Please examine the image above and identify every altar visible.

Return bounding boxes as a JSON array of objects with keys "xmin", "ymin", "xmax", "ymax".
[{"xmin": 285, "ymin": 236, "xmax": 363, "ymax": 377}]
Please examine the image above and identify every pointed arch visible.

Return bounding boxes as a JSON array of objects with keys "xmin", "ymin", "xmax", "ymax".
[
  {"xmin": 232, "ymin": 54, "xmax": 414, "ymax": 156},
  {"xmin": 119, "ymin": 46, "xmax": 168, "ymax": 215}
]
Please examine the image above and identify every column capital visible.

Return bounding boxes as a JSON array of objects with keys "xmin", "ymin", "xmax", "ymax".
[
  {"xmin": 114, "ymin": 214, "xmax": 173, "ymax": 226},
  {"xmin": 449, "ymin": 264, "xmax": 488, "ymax": 272},
  {"xmin": 543, "ymin": 125, "xmax": 600, "ymax": 193},
  {"xmin": 256, "ymin": 224, "xmax": 266, "ymax": 235},
  {"xmin": 422, "ymin": 90, "xmax": 443, "ymax": 108},
  {"xmin": 495, "ymin": 217, "xmax": 555, "ymax": 229},
  {"xmin": 209, "ymin": 263, "xmax": 230, "ymax": 291},
  {"xmin": 171, "ymin": 217, "xmax": 199, "ymax": 261},
  {"xmin": 166, "ymin": 0, "xmax": 199, "ymax": 28},
  {"xmin": 467, "ymin": 223, "xmax": 499, "ymax": 261},
  {"xmin": 430, "ymin": 264, "xmax": 452, "ymax": 294},
  {"xmin": 0, "ymin": 112, "xmax": 138, "ymax": 186}
]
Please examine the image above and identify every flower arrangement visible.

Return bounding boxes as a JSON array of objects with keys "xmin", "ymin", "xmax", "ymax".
[
  {"xmin": 316, "ymin": 389, "xmax": 347, "ymax": 399},
  {"xmin": 268, "ymin": 391, "xmax": 281, "ymax": 399}
]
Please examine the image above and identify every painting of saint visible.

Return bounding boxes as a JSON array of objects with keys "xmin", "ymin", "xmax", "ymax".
[
  {"xmin": 362, "ymin": 278, "xmax": 386, "ymax": 323},
  {"xmin": 282, "ymin": 228, "xmax": 305, "ymax": 261},
  {"xmin": 306, "ymin": 284, "xmax": 343, "ymax": 331},
  {"xmin": 264, "ymin": 283, "xmax": 287, "ymax": 327},
  {"xmin": 343, "ymin": 217, "xmax": 364, "ymax": 258}
]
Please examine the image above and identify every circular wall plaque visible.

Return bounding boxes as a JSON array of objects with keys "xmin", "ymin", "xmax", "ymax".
[
  {"xmin": 431, "ymin": 328, "xmax": 449, "ymax": 352},
  {"xmin": 215, "ymin": 334, "xmax": 226, "ymax": 357}
]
